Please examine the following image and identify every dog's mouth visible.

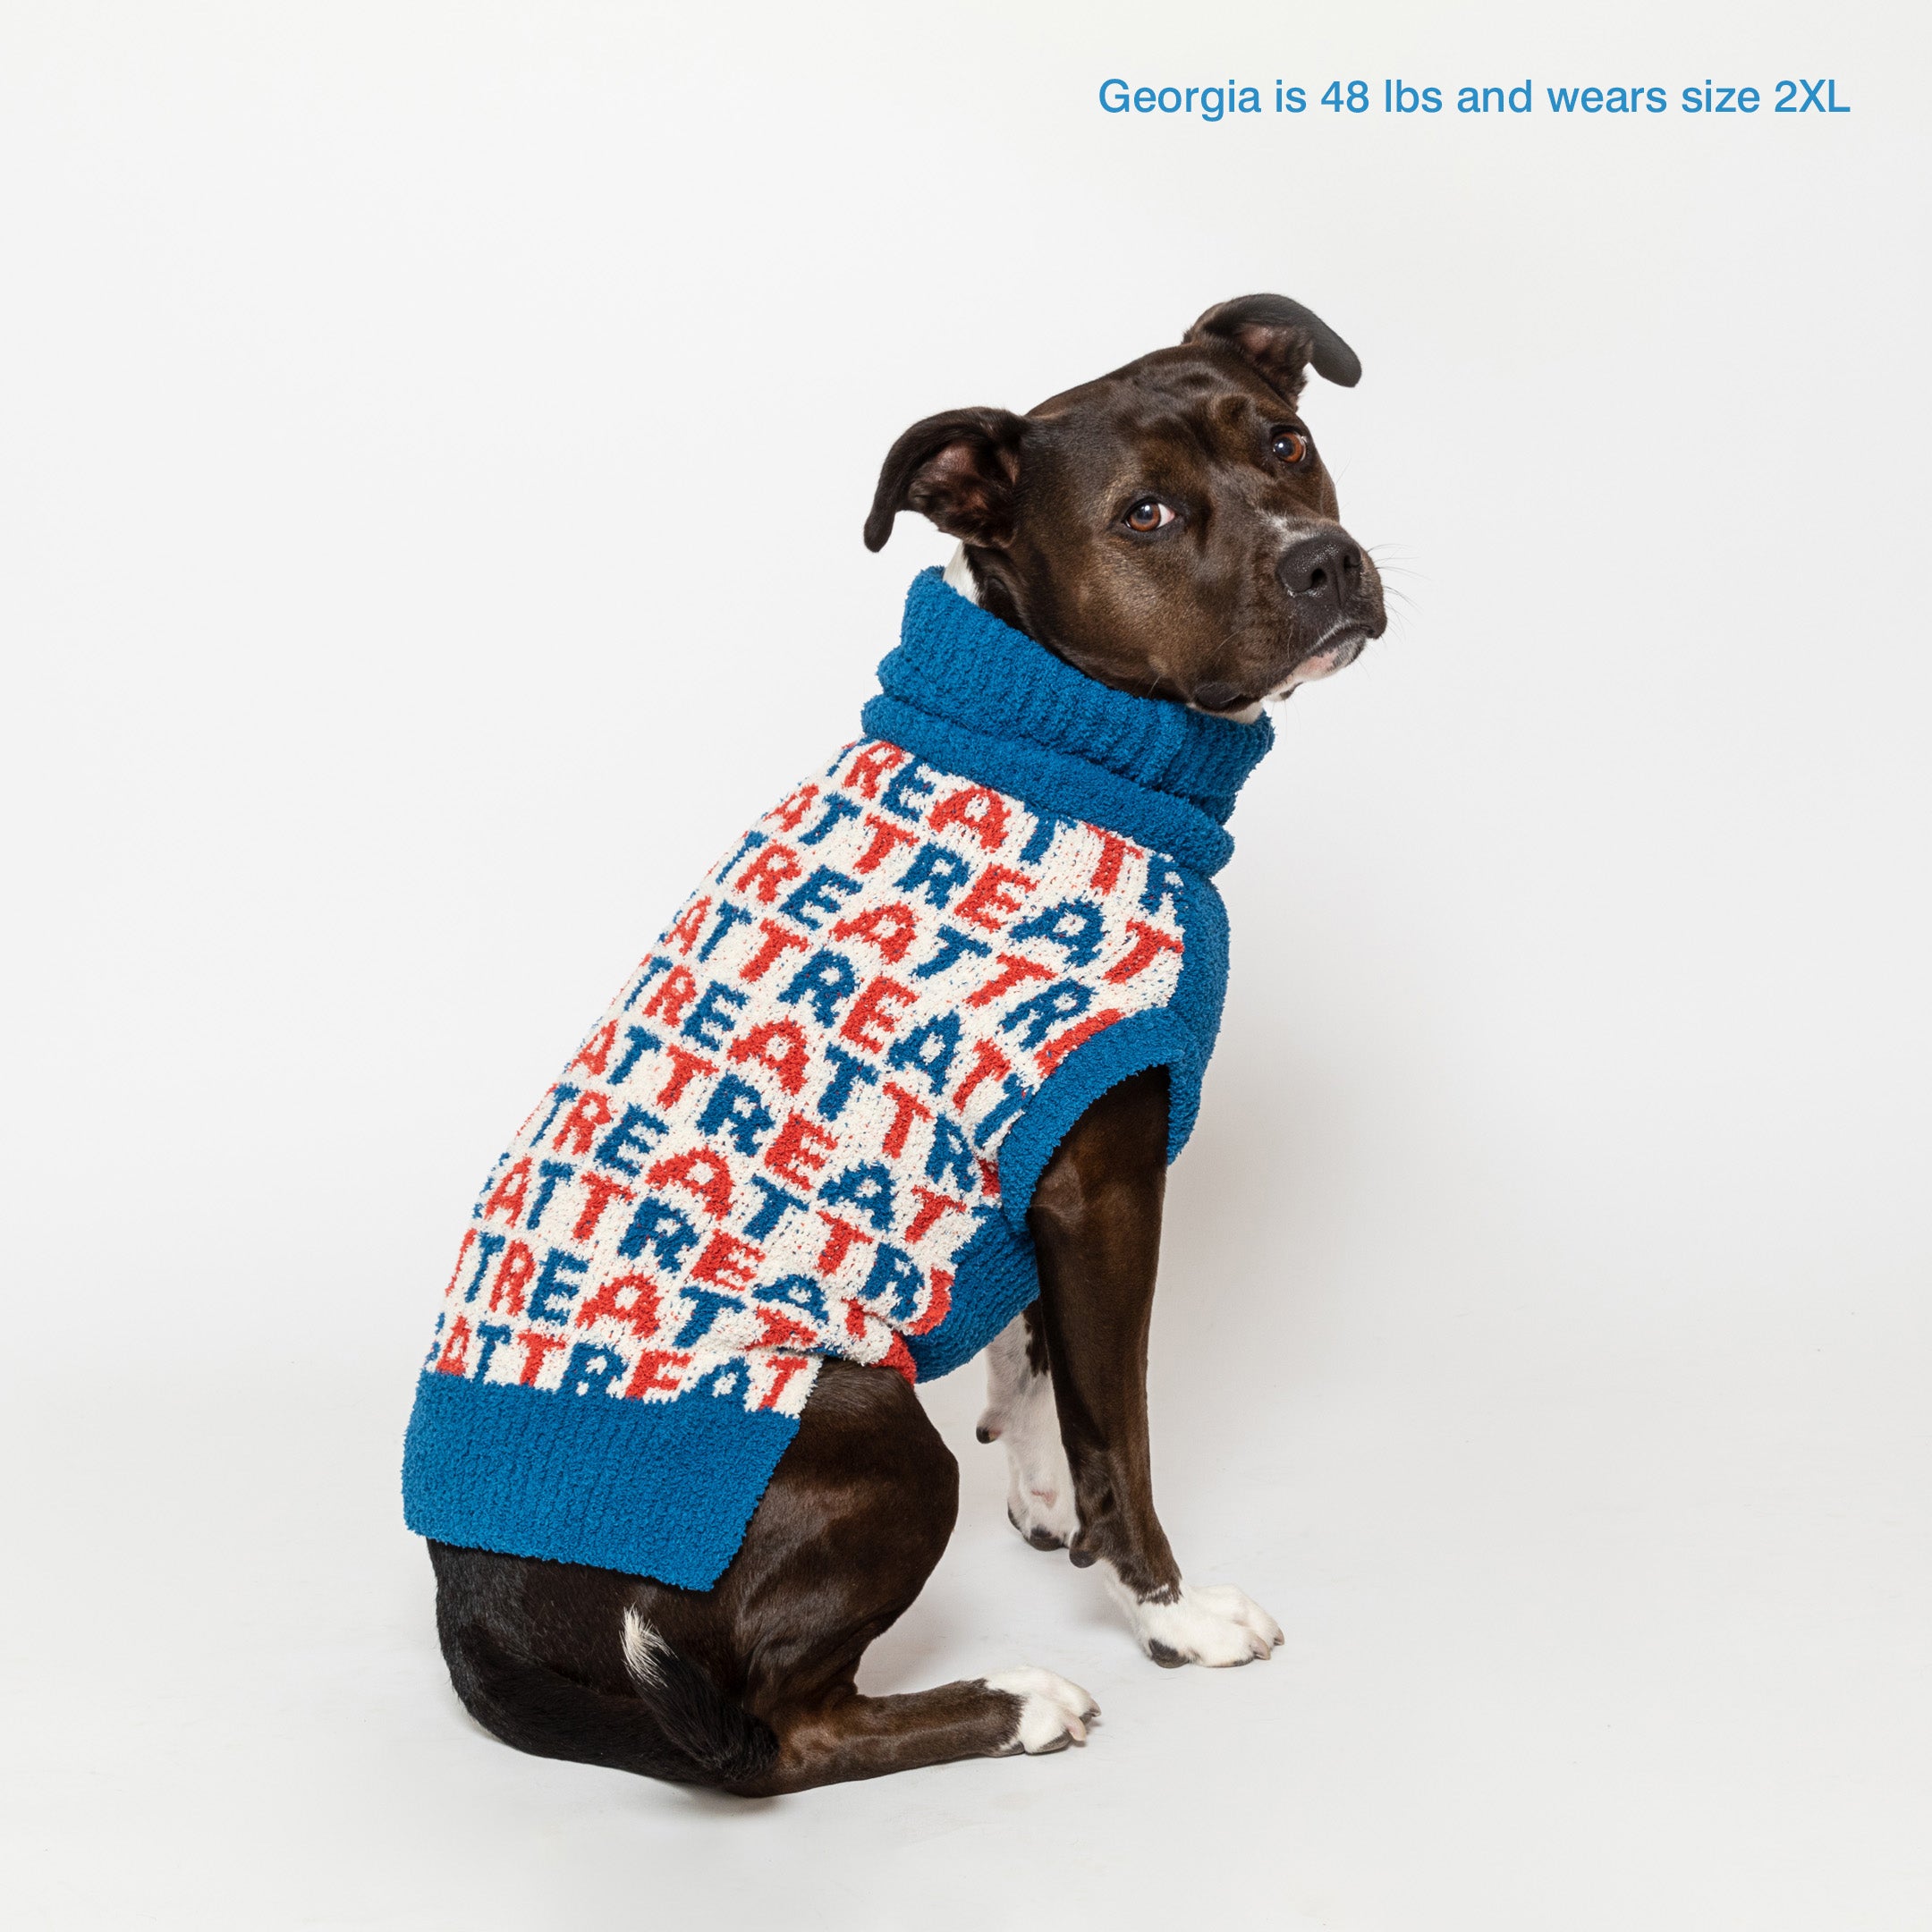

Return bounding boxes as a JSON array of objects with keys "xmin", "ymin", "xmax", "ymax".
[
  {"xmin": 1273, "ymin": 620, "xmax": 1375, "ymax": 695},
  {"xmin": 1191, "ymin": 622, "xmax": 1377, "ymax": 716}
]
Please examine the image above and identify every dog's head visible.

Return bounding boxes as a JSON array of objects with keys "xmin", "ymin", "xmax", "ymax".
[{"xmin": 865, "ymin": 295, "xmax": 1385, "ymax": 717}]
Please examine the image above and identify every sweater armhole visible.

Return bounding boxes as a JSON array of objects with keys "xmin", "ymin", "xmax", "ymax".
[
  {"xmin": 901, "ymin": 1008, "xmax": 1204, "ymax": 1385},
  {"xmin": 991, "ymin": 1008, "xmax": 1207, "ymax": 1234}
]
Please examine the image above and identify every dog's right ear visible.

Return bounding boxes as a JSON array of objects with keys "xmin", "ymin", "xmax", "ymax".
[{"xmin": 863, "ymin": 407, "xmax": 1029, "ymax": 553}]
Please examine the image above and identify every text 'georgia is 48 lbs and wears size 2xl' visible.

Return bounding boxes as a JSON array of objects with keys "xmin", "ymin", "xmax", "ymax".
[{"xmin": 402, "ymin": 569, "xmax": 1275, "ymax": 1588}]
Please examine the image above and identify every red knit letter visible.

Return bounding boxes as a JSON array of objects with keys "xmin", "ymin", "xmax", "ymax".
[
  {"xmin": 734, "ymin": 843, "xmax": 806, "ymax": 904},
  {"xmin": 880, "ymin": 1082, "xmax": 935, "ymax": 1159},
  {"xmin": 1035, "ymin": 1008, "xmax": 1124, "ymax": 1075},
  {"xmin": 902, "ymin": 1186, "xmax": 969, "ymax": 1245},
  {"xmin": 435, "ymin": 1315, "xmax": 473, "ymax": 1375},
  {"xmin": 646, "ymin": 1146, "xmax": 734, "ymax": 1220},
  {"xmin": 830, "ymin": 900, "xmax": 919, "ymax": 963},
  {"xmin": 488, "ymin": 1241, "xmax": 536, "ymax": 1316},
  {"xmin": 690, "ymin": 1232, "xmax": 763, "ymax": 1292},
  {"xmin": 666, "ymin": 896, "xmax": 711, "ymax": 954},
  {"xmin": 839, "ymin": 975, "xmax": 916, "ymax": 1053},
  {"xmin": 843, "ymin": 741, "xmax": 908, "ymax": 799},
  {"xmin": 1089, "ymin": 829, "xmax": 1140, "ymax": 894},
  {"xmin": 966, "ymin": 953, "xmax": 1055, "ymax": 1008},
  {"xmin": 624, "ymin": 1349, "xmax": 691, "ymax": 1399},
  {"xmin": 571, "ymin": 1172, "xmax": 637, "ymax": 1243},
  {"xmin": 570, "ymin": 1021, "xmax": 617, "ymax": 1077},
  {"xmin": 765, "ymin": 1112, "xmax": 839, "ymax": 1188},
  {"xmin": 654, "ymin": 1043, "xmax": 717, "ymax": 1106},
  {"xmin": 728, "ymin": 1018, "xmax": 812, "ymax": 1096},
  {"xmin": 852, "ymin": 814, "xmax": 919, "ymax": 875},
  {"xmin": 517, "ymin": 1334, "xmax": 567, "ymax": 1387},
  {"xmin": 738, "ymin": 919, "xmax": 809, "ymax": 983},
  {"xmin": 640, "ymin": 965, "xmax": 699, "ymax": 1026},
  {"xmin": 551, "ymin": 1090, "xmax": 614, "ymax": 1156},
  {"xmin": 953, "ymin": 864, "xmax": 1035, "ymax": 932},
  {"xmin": 951, "ymin": 1038, "xmax": 1012, "ymax": 1108},
  {"xmin": 814, "ymin": 1211, "xmax": 875, "ymax": 1276},
  {"xmin": 929, "ymin": 784, "xmax": 1012, "ymax": 852},
  {"xmin": 575, "ymin": 1271, "xmax": 662, "ymax": 1338},
  {"xmin": 482, "ymin": 1157, "xmax": 531, "ymax": 1224},
  {"xmin": 1103, "ymin": 919, "xmax": 1185, "ymax": 984},
  {"xmin": 768, "ymin": 783, "xmax": 819, "ymax": 831}
]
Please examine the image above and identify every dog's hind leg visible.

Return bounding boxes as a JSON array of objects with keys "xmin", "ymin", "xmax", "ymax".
[
  {"xmin": 432, "ymin": 1360, "xmax": 1096, "ymax": 1793},
  {"xmin": 740, "ymin": 1666, "xmax": 1097, "ymax": 1792},
  {"xmin": 979, "ymin": 1309, "xmax": 1080, "ymax": 1552},
  {"xmin": 714, "ymin": 1361, "xmax": 1096, "ymax": 1792},
  {"xmin": 430, "ymin": 1570, "xmax": 782, "ymax": 1787}
]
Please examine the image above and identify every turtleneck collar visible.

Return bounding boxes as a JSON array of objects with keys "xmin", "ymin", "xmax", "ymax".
[{"xmin": 858, "ymin": 568, "xmax": 1274, "ymax": 877}]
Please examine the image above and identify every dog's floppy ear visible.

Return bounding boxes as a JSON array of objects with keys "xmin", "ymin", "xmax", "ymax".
[
  {"xmin": 864, "ymin": 407, "xmax": 1029, "ymax": 553},
  {"xmin": 1183, "ymin": 293, "xmax": 1362, "ymax": 401}
]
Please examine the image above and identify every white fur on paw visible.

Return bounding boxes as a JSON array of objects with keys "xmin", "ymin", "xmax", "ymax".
[
  {"xmin": 1114, "ymin": 1580, "xmax": 1284, "ymax": 1668},
  {"xmin": 987, "ymin": 1335, "xmax": 1079, "ymax": 1549},
  {"xmin": 983, "ymin": 1666, "xmax": 1099, "ymax": 1753}
]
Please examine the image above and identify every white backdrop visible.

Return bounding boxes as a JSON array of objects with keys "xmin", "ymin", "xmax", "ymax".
[{"xmin": 5, "ymin": 3, "xmax": 1928, "ymax": 1927}]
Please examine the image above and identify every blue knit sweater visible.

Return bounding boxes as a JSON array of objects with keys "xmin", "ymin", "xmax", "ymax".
[{"xmin": 402, "ymin": 570, "xmax": 1274, "ymax": 1587}]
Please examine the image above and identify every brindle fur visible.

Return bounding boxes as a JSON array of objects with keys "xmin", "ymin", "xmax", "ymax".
[{"xmin": 429, "ymin": 295, "xmax": 1385, "ymax": 1792}]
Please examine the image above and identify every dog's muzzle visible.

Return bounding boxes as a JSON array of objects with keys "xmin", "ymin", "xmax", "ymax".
[
  {"xmin": 1277, "ymin": 529, "xmax": 1364, "ymax": 610},
  {"xmin": 1274, "ymin": 527, "xmax": 1383, "ymax": 686}
]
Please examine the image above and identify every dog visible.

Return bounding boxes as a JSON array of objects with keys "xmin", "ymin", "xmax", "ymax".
[{"xmin": 405, "ymin": 294, "xmax": 1385, "ymax": 1794}]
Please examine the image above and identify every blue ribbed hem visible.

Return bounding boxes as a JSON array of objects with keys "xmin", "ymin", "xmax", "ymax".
[
  {"xmin": 402, "ymin": 1373, "xmax": 799, "ymax": 1589},
  {"xmin": 1165, "ymin": 862, "xmax": 1232, "ymax": 1079},
  {"xmin": 907, "ymin": 1011, "xmax": 1208, "ymax": 1372},
  {"xmin": 904, "ymin": 1213, "xmax": 1044, "ymax": 1382},
  {"xmin": 995, "ymin": 1010, "xmax": 1206, "ymax": 1233}
]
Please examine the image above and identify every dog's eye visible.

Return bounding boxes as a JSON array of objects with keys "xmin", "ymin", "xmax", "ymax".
[
  {"xmin": 1123, "ymin": 498, "xmax": 1175, "ymax": 533},
  {"xmin": 1271, "ymin": 428, "xmax": 1309, "ymax": 464}
]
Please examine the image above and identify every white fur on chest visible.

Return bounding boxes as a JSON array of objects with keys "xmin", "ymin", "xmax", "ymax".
[{"xmin": 944, "ymin": 543, "xmax": 980, "ymax": 604}]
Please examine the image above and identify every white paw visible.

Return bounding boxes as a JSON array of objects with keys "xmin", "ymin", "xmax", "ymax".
[
  {"xmin": 983, "ymin": 1666, "xmax": 1100, "ymax": 1754},
  {"xmin": 987, "ymin": 1340, "xmax": 1079, "ymax": 1550},
  {"xmin": 1117, "ymin": 1580, "xmax": 1284, "ymax": 1668},
  {"xmin": 1007, "ymin": 1461, "xmax": 1080, "ymax": 1551}
]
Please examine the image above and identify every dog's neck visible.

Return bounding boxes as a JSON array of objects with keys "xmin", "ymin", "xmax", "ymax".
[{"xmin": 943, "ymin": 544, "xmax": 1267, "ymax": 724}]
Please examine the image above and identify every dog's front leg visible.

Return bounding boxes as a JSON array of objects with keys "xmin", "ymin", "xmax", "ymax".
[{"xmin": 1022, "ymin": 1065, "xmax": 1283, "ymax": 1668}]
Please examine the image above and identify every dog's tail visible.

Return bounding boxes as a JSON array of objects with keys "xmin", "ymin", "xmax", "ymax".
[
  {"xmin": 440, "ymin": 1604, "xmax": 779, "ymax": 1792},
  {"xmin": 614, "ymin": 1607, "xmax": 781, "ymax": 1786}
]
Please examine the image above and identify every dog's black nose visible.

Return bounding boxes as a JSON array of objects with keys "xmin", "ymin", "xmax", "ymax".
[{"xmin": 1276, "ymin": 531, "xmax": 1362, "ymax": 604}]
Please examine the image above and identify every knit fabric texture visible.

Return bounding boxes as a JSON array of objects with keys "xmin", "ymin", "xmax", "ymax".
[{"xmin": 402, "ymin": 568, "xmax": 1274, "ymax": 1587}]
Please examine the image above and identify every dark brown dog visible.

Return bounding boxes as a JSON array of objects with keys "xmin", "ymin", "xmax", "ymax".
[{"xmin": 428, "ymin": 294, "xmax": 1385, "ymax": 1793}]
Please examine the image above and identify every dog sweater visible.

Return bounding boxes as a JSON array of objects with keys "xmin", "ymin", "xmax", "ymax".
[{"xmin": 402, "ymin": 567, "xmax": 1274, "ymax": 1587}]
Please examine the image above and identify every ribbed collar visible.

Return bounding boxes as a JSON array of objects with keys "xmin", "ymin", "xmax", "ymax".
[{"xmin": 864, "ymin": 570, "xmax": 1274, "ymax": 869}]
